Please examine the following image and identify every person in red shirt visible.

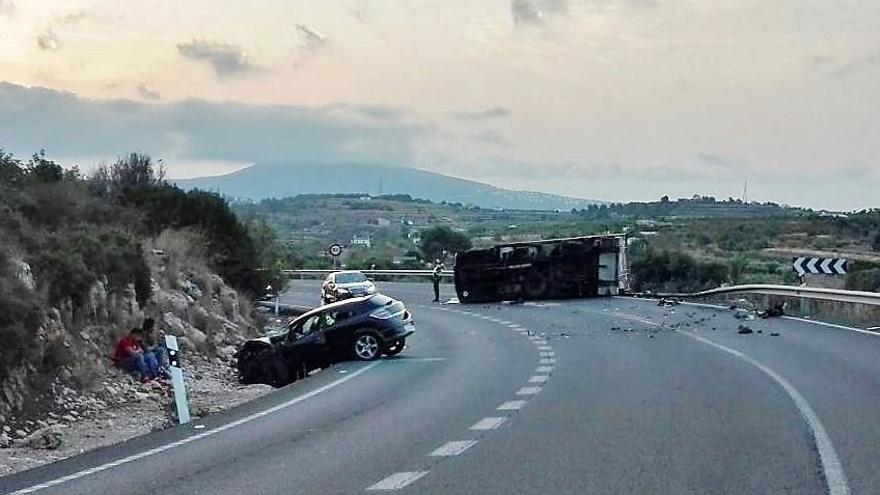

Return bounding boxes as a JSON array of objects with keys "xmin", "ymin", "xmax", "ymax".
[{"xmin": 113, "ymin": 327, "xmax": 159, "ymax": 380}]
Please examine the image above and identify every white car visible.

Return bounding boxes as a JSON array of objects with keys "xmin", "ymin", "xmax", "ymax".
[{"xmin": 321, "ymin": 270, "xmax": 377, "ymax": 305}]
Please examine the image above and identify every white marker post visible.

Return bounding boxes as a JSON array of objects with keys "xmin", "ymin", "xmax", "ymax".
[{"xmin": 164, "ymin": 335, "xmax": 191, "ymax": 424}]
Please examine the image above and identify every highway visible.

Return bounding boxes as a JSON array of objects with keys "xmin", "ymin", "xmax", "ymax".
[{"xmin": 2, "ymin": 280, "xmax": 880, "ymax": 494}]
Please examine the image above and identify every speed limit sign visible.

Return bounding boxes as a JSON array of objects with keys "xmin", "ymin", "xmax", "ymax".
[{"xmin": 329, "ymin": 244, "xmax": 343, "ymax": 257}]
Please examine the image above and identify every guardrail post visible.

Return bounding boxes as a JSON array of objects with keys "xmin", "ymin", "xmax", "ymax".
[{"xmin": 164, "ymin": 335, "xmax": 191, "ymax": 425}]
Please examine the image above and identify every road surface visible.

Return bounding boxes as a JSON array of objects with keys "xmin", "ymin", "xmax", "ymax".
[{"xmin": 3, "ymin": 280, "xmax": 880, "ymax": 494}]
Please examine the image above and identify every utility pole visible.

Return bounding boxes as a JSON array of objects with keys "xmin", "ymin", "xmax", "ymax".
[{"xmin": 743, "ymin": 179, "xmax": 748, "ymax": 204}]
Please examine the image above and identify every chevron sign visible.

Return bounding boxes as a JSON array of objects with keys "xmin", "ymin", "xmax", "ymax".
[{"xmin": 792, "ymin": 257, "xmax": 848, "ymax": 276}]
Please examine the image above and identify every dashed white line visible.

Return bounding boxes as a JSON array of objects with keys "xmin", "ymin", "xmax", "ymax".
[
  {"xmin": 367, "ymin": 471, "xmax": 430, "ymax": 491},
  {"xmin": 539, "ymin": 358, "xmax": 556, "ymax": 365},
  {"xmin": 470, "ymin": 417, "xmax": 508, "ymax": 430},
  {"xmin": 535, "ymin": 366, "xmax": 554, "ymax": 373},
  {"xmin": 537, "ymin": 346, "xmax": 553, "ymax": 351},
  {"xmin": 429, "ymin": 440, "xmax": 478, "ymax": 457},
  {"xmin": 517, "ymin": 386, "xmax": 541, "ymax": 395},
  {"xmin": 539, "ymin": 351, "xmax": 555, "ymax": 358},
  {"xmin": 497, "ymin": 400, "xmax": 527, "ymax": 411},
  {"xmin": 528, "ymin": 375, "xmax": 550, "ymax": 384}
]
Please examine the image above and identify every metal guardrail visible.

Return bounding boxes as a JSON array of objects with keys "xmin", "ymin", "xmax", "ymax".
[
  {"xmin": 284, "ymin": 269, "xmax": 455, "ymax": 278},
  {"xmin": 651, "ymin": 284, "xmax": 880, "ymax": 307}
]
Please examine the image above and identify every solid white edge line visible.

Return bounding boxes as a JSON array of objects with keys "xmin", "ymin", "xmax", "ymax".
[
  {"xmin": 681, "ymin": 331, "xmax": 850, "ymax": 495},
  {"xmin": 367, "ymin": 471, "xmax": 430, "ymax": 491},
  {"xmin": 428, "ymin": 440, "xmax": 478, "ymax": 457},
  {"xmin": 6, "ymin": 362, "xmax": 382, "ymax": 495},
  {"xmin": 611, "ymin": 309, "xmax": 850, "ymax": 495}
]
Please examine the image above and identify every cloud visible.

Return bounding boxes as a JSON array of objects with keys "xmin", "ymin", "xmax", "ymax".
[
  {"xmin": 451, "ymin": 107, "xmax": 511, "ymax": 121},
  {"xmin": 468, "ymin": 130, "xmax": 511, "ymax": 147},
  {"xmin": 0, "ymin": 82, "xmax": 428, "ymax": 169},
  {"xmin": 177, "ymin": 40, "xmax": 259, "ymax": 78},
  {"xmin": 0, "ymin": 0, "xmax": 13, "ymax": 16},
  {"xmin": 511, "ymin": 0, "xmax": 568, "ymax": 27},
  {"xmin": 36, "ymin": 29, "xmax": 61, "ymax": 51},
  {"xmin": 696, "ymin": 152, "xmax": 735, "ymax": 169},
  {"xmin": 831, "ymin": 50, "xmax": 880, "ymax": 79},
  {"xmin": 293, "ymin": 23, "xmax": 329, "ymax": 67},
  {"xmin": 136, "ymin": 83, "xmax": 161, "ymax": 101}
]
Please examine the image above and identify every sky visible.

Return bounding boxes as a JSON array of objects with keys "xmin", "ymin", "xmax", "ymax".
[{"xmin": 0, "ymin": 0, "xmax": 878, "ymax": 210}]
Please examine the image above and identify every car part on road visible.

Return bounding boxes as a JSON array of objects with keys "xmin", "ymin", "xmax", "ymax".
[{"xmin": 384, "ymin": 339, "xmax": 406, "ymax": 356}]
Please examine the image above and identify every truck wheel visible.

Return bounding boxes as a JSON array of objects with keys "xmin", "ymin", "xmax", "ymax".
[{"xmin": 523, "ymin": 274, "xmax": 548, "ymax": 298}]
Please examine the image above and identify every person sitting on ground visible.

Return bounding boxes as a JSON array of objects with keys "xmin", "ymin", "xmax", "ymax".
[
  {"xmin": 113, "ymin": 327, "xmax": 160, "ymax": 381},
  {"xmin": 142, "ymin": 318, "xmax": 168, "ymax": 372}
]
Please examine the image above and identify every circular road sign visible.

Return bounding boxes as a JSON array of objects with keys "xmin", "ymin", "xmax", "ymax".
[{"xmin": 329, "ymin": 244, "xmax": 343, "ymax": 257}]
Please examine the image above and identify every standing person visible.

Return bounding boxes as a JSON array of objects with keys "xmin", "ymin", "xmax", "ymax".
[
  {"xmin": 113, "ymin": 328, "xmax": 159, "ymax": 381},
  {"xmin": 142, "ymin": 318, "xmax": 168, "ymax": 373},
  {"xmin": 432, "ymin": 263, "xmax": 443, "ymax": 302}
]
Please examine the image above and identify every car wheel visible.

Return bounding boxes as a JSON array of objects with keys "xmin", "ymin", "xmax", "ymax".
[
  {"xmin": 384, "ymin": 338, "xmax": 406, "ymax": 356},
  {"xmin": 353, "ymin": 331, "xmax": 383, "ymax": 361},
  {"xmin": 261, "ymin": 356, "xmax": 290, "ymax": 387}
]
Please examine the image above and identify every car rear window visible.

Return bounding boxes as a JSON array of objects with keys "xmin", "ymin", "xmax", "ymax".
[{"xmin": 368, "ymin": 294, "xmax": 394, "ymax": 307}]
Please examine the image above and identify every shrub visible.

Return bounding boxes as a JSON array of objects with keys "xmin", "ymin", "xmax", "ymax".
[
  {"xmin": 846, "ymin": 269, "xmax": 880, "ymax": 293},
  {"xmin": 632, "ymin": 249, "xmax": 728, "ymax": 293}
]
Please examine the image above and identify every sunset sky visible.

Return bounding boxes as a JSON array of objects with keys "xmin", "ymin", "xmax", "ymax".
[{"xmin": 1, "ymin": 0, "xmax": 878, "ymax": 210}]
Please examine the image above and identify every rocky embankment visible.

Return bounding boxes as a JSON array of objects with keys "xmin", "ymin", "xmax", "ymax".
[{"xmin": 0, "ymin": 239, "xmax": 274, "ymax": 476}]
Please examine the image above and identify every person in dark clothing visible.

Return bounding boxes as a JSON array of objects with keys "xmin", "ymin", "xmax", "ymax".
[
  {"xmin": 113, "ymin": 328, "xmax": 159, "ymax": 381},
  {"xmin": 432, "ymin": 263, "xmax": 443, "ymax": 302}
]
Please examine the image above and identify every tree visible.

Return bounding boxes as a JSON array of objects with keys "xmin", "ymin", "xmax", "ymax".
[
  {"xmin": 26, "ymin": 150, "xmax": 63, "ymax": 183},
  {"xmin": 419, "ymin": 226, "xmax": 472, "ymax": 261}
]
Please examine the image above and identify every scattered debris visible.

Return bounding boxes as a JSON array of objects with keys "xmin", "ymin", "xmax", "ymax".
[
  {"xmin": 758, "ymin": 303, "xmax": 787, "ymax": 319},
  {"xmin": 737, "ymin": 325, "xmax": 754, "ymax": 335},
  {"xmin": 770, "ymin": 332, "xmax": 780, "ymax": 337},
  {"xmin": 657, "ymin": 298, "xmax": 679, "ymax": 307}
]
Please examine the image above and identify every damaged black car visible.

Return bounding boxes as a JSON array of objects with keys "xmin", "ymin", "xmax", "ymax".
[{"xmin": 236, "ymin": 294, "xmax": 415, "ymax": 387}]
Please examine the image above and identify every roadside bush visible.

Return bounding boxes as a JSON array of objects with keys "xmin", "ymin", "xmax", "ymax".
[
  {"xmin": 631, "ymin": 249, "xmax": 728, "ymax": 293},
  {"xmin": 0, "ymin": 252, "xmax": 43, "ymax": 380},
  {"xmin": 845, "ymin": 269, "xmax": 880, "ymax": 293}
]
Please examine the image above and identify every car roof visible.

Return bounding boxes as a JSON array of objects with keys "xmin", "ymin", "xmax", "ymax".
[
  {"xmin": 331, "ymin": 270, "xmax": 365, "ymax": 276},
  {"xmin": 298, "ymin": 296, "xmax": 370, "ymax": 319}
]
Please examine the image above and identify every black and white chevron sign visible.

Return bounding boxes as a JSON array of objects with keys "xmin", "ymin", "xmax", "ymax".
[{"xmin": 792, "ymin": 257, "xmax": 848, "ymax": 276}]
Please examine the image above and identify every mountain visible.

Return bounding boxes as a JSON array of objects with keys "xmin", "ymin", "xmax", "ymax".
[{"xmin": 174, "ymin": 163, "xmax": 604, "ymax": 210}]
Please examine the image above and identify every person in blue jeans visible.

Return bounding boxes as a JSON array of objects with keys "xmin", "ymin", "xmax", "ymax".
[
  {"xmin": 142, "ymin": 318, "xmax": 168, "ymax": 372},
  {"xmin": 113, "ymin": 327, "xmax": 160, "ymax": 381}
]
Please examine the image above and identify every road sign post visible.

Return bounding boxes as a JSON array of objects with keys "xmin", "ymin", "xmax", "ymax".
[
  {"xmin": 164, "ymin": 335, "xmax": 191, "ymax": 425},
  {"xmin": 329, "ymin": 243, "xmax": 343, "ymax": 270}
]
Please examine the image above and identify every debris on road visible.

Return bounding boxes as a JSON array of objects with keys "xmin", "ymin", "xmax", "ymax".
[
  {"xmin": 770, "ymin": 332, "xmax": 781, "ymax": 337},
  {"xmin": 657, "ymin": 298, "xmax": 679, "ymax": 307},
  {"xmin": 758, "ymin": 303, "xmax": 787, "ymax": 319},
  {"xmin": 737, "ymin": 325, "xmax": 754, "ymax": 335}
]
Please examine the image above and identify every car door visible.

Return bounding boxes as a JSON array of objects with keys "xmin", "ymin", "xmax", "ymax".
[
  {"xmin": 281, "ymin": 312, "xmax": 332, "ymax": 364},
  {"xmin": 322, "ymin": 308, "xmax": 358, "ymax": 355}
]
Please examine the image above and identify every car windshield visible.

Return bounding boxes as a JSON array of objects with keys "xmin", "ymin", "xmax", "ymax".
[{"xmin": 335, "ymin": 273, "xmax": 367, "ymax": 284}]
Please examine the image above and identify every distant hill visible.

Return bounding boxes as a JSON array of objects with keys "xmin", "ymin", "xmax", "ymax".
[{"xmin": 174, "ymin": 163, "xmax": 604, "ymax": 211}]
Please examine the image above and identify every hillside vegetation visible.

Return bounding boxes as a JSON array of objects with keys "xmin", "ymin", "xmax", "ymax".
[
  {"xmin": 236, "ymin": 193, "xmax": 880, "ymax": 293},
  {"xmin": 0, "ymin": 150, "xmax": 285, "ymax": 424}
]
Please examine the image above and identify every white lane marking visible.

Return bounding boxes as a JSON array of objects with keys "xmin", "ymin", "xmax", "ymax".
[
  {"xmin": 681, "ymin": 331, "xmax": 850, "ymax": 495},
  {"xmin": 528, "ymin": 375, "xmax": 550, "ymax": 384},
  {"xmin": 428, "ymin": 440, "xmax": 477, "ymax": 457},
  {"xmin": 782, "ymin": 316, "xmax": 880, "ymax": 337},
  {"xmin": 6, "ymin": 362, "xmax": 382, "ymax": 495},
  {"xmin": 611, "ymin": 310, "xmax": 850, "ymax": 495},
  {"xmin": 517, "ymin": 386, "xmax": 541, "ymax": 395},
  {"xmin": 367, "ymin": 471, "xmax": 430, "ymax": 491},
  {"xmin": 536, "ymin": 366, "xmax": 554, "ymax": 373},
  {"xmin": 499, "ymin": 321, "xmax": 512, "ymax": 325},
  {"xmin": 508, "ymin": 324, "xmax": 521, "ymax": 329},
  {"xmin": 533, "ymin": 340, "xmax": 548, "ymax": 345},
  {"xmin": 539, "ymin": 358, "xmax": 556, "ymax": 365},
  {"xmin": 429, "ymin": 440, "xmax": 478, "ymax": 457},
  {"xmin": 539, "ymin": 351, "xmax": 555, "ymax": 358},
  {"xmin": 497, "ymin": 400, "xmax": 527, "ymax": 411},
  {"xmin": 537, "ymin": 346, "xmax": 553, "ymax": 351},
  {"xmin": 470, "ymin": 417, "xmax": 508, "ymax": 430}
]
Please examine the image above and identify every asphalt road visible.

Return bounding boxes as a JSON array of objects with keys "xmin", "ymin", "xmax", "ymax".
[{"xmin": 2, "ymin": 280, "xmax": 880, "ymax": 494}]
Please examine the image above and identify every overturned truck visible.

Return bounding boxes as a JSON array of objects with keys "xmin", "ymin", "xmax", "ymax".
[{"xmin": 453, "ymin": 235, "xmax": 622, "ymax": 303}]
